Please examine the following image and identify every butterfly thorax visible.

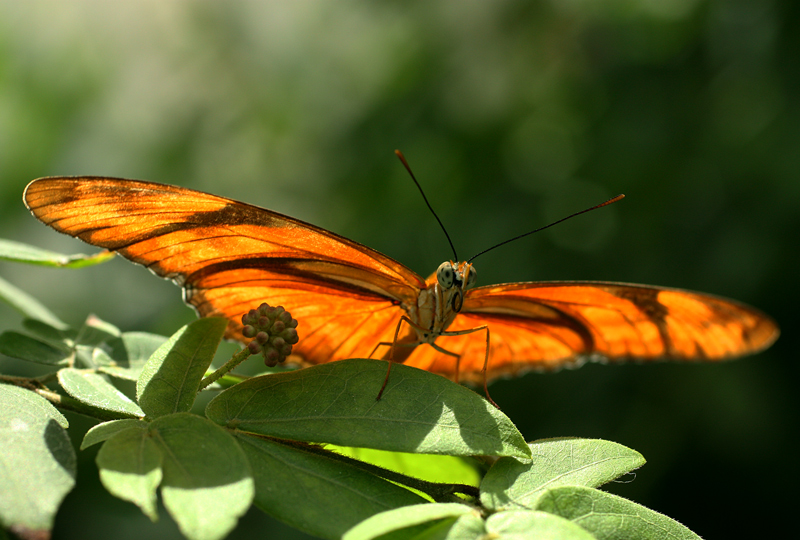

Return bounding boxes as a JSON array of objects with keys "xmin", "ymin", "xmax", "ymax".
[{"xmin": 410, "ymin": 261, "xmax": 477, "ymax": 342}]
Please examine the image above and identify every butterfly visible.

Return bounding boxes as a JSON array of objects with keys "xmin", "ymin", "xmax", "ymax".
[{"xmin": 23, "ymin": 175, "xmax": 779, "ymax": 394}]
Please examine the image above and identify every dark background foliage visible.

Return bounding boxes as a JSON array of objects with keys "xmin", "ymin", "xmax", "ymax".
[{"xmin": 0, "ymin": 1, "xmax": 796, "ymax": 538}]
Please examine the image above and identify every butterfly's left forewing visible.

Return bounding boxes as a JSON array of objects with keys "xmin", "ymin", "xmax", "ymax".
[
  {"xmin": 186, "ymin": 260, "xmax": 417, "ymax": 362},
  {"xmin": 403, "ymin": 281, "xmax": 779, "ymax": 383},
  {"xmin": 24, "ymin": 177, "xmax": 425, "ymax": 364}
]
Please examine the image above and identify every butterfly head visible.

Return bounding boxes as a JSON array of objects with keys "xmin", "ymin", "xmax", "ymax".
[{"xmin": 436, "ymin": 261, "xmax": 477, "ymax": 314}]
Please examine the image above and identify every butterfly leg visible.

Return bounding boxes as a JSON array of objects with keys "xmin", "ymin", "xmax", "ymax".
[
  {"xmin": 367, "ymin": 340, "xmax": 415, "ymax": 360},
  {"xmin": 439, "ymin": 325, "xmax": 496, "ymax": 408},
  {"xmin": 375, "ymin": 315, "xmax": 425, "ymax": 401},
  {"xmin": 376, "ymin": 317, "xmax": 498, "ymax": 408},
  {"xmin": 370, "ymin": 339, "xmax": 418, "ymax": 399}
]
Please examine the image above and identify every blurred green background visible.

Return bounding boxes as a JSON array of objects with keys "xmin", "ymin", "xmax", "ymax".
[{"xmin": 0, "ymin": 1, "xmax": 796, "ymax": 538}]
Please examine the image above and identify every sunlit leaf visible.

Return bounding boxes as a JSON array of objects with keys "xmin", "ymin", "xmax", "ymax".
[
  {"xmin": 97, "ymin": 424, "xmax": 162, "ymax": 521},
  {"xmin": 0, "ymin": 385, "xmax": 75, "ymax": 536},
  {"xmin": 328, "ymin": 445, "xmax": 481, "ymax": 488},
  {"xmin": 82, "ymin": 418, "xmax": 149, "ymax": 449},
  {"xmin": 535, "ymin": 485, "xmax": 702, "ymax": 539},
  {"xmin": 481, "ymin": 438, "xmax": 645, "ymax": 510},
  {"xmin": 152, "ymin": 413, "xmax": 253, "ymax": 540},
  {"xmin": 58, "ymin": 368, "xmax": 144, "ymax": 417},
  {"xmin": 206, "ymin": 358, "xmax": 529, "ymax": 458},
  {"xmin": 486, "ymin": 510, "xmax": 596, "ymax": 540},
  {"xmin": 342, "ymin": 503, "xmax": 474, "ymax": 540},
  {"xmin": 238, "ymin": 434, "xmax": 426, "ymax": 540},
  {"xmin": 137, "ymin": 318, "xmax": 227, "ymax": 418}
]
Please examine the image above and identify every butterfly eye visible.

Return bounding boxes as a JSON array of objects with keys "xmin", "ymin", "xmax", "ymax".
[
  {"xmin": 465, "ymin": 265, "xmax": 477, "ymax": 289},
  {"xmin": 437, "ymin": 262, "xmax": 456, "ymax": 289}
]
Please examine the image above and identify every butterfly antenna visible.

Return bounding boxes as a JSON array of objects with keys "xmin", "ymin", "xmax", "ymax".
[
  {"xmin": 468, "ymin": 193, "xmax": 625, "ymax": 262},
  {"xmin": 395, "ymin": 150, "xmax": 458, "ymax": 261}
]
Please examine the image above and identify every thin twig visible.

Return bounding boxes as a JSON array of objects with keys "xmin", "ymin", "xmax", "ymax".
[{"xmin": 198, "ymin": 347, "xmax": 252, "ymax": 391}]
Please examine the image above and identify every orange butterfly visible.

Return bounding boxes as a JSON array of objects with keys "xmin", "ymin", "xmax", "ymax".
[{"xmin": 23, "ymin": 175, "xmax": 778, "ymax": 393}]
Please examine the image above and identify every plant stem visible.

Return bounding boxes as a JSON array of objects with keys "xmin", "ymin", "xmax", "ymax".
[
  {"xmin": 1, "ymin": 375, "xmax": 141, "ymax": 422},
  {"xmin": 199, "ymin": 347, "xmax": 252, "ymax": 391},
  {"xmin": 36, "ymin": 387, "xmax": 141, "ymax": 421}
]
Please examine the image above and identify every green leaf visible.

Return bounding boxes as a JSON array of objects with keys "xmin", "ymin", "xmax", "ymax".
[
  {"xmin": 328, "ymin": 446, "xmax": 481, "ymax": 488},
  {"xmin": 96, "ymin": 424, "xmax": 162, "ymax": 521},
  {"xmin": 0, "ymin": 275, "xmax": 67, "ymax": 329},
  {"xmin": 0, "ymin": 385, "xmax": 75, "ymax": 535},
  {"xmin": 82, "ymin": 419, "xmax": 149, "ymax": 449},
  {"xmin": 362, "ymin": 513, "xmax": 486, "ymax": 540},
  {"xmin": 0, "ymin": 239, "xmax": 114, "ymax": 268},
  {"xmin": 58, "ymin": 368, "xmax": 144, "ymax": 417},
  {"xmin": 426, "ymin": 513, "xmax": 486, "ymax": 540},
  {"xmin": 206, "ymin": 358, "xmax": 529, "ymax": 458},
  {"xmin": 94, "ymin": 332, "xmax": 169, "ymax": 381},
  {"xmin": 151, "ymin": 413, "xmax": 253, "ymax": 540},
  {"xmin": 485, "ymin": 510, "xmax": 596, "ymax": 540},
  {"xmin": 535, "ymin": 485, "xmax": 702, "ymax": 539},
  {"xmin": 137, "ymin": 318, "xmax": 227, "ymax": 418},
  {"xmin": 75, "ymin": 314, "xmax": 121, "ymax": 346},
  {"xmin": 0, "ymin": 331, "xmax": 72, "ymax": 365},
  {"xmin": 342, "ymin": 503, "xmax": 473, "ymax": 540},
  {"xmin": 481, "ymin": 437, "xmax": 645, "ymax": 511},
  {"xmin": 73, "ymin": 345, "xmax": 98, "ymax": 369},
  {"xmin": 237, "ymin": 434, "xmax": 427, "ymax": 540},
  {"xmin": 22, "ymin": 318, "xmax": 77, "ymax": 343}
]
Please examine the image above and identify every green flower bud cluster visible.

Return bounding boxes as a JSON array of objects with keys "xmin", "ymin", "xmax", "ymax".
[{"xmin": 241, "ymin": 304, "xmax": 299, "ymax": 367}]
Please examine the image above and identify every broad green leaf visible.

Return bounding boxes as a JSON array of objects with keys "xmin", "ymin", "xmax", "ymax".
[
  {"xmin": 22, "ymin": 319, "xmax": 77, "ymax": 343},
  {"xmin": 137, "ymin": 318, "xmax": 227, "ymax": 418},
  {"xmin": 18, "ymin": 320, "xmax": 96, "ymax": 372},
  {"xmin": 0, "ymin": 239, "xmax": 114, "ymax": 268},
  {"xmin": 328, "ymin": 446, "xmax": 481, "ymax": 488},
  {"xmin": 97, "ymin": 424, "xmax": 162, "ymax": 521},
  {"xmin": 535, "ymin": 486, "xmax": 702, "ymax": 539},
  {"xmin": 0, "ymin": 385, "xmax": 75, "ymax": 535},
  {"xmin": 152, "ymin": 413, "xmax": 253, "ymax": 540},
  {"xmin": 94, "ymin": 332, "xmax": 169, "ymax": 380},
  {"xmin": 384, "ymin": 517, "xmax": 464, "ymax": 540},
  {"xmin": 73, "ymin": 345, "xmax": 98, "ymax": 369},
  {"xmin": 486, "ymin": 510, "xmax": 596, "ymax": 540},
  {"xmin": 0, "ymin": 331, "xmax": 72, "ymax": 365},
  {"xmin": 362, "ymin": 513, "xmax": 485, "ymax": 540},
  {"xmin": 342, "ymin": 503, "xmax": 473, "ymax": 540},
  {"xmin": 58, "ymin": 368, "xmax": 144, "ymax": 417},
  {"xmin": 238, "ymin": 434, "xmax": 427, "ymax": 540},
  {"xmin": 481, "ymin": 437, "xmax": 645, "ymax": 511},
  {"xmin": 82, "ymin": 419, "xmax": 149, "ymax": 449},
  {"xmin": 206, "ymin": 358, "xmax": 529, "ymax": 458},
  {"xmin": 0, "ymin": 275, "xmax": 67, "ymax": 329},
  {"xmin": 419, "ymin": 513, "xmax": 486, "ymax": 540}
]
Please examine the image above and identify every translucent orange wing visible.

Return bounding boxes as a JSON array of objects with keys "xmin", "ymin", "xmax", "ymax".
[
  {"xmin": 23, "ymin": 177, "xmax": 424, "ymax": 364},
  {"xmin": 24, "ymin": 177, "xmax": 779, "ymax": 383},
  {"xmin": 403, "ymin": 281, "xmax": 779, "ymax": 383}
]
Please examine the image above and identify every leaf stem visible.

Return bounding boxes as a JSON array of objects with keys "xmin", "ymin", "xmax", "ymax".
[
  {"xmin": 1, "ymin": 375, "xmax": 141, "ymax": 422},
  {"xmin": 199, "ymin": 347, "xmax": 252, "ymax": 391},
  {"xmin": 36, "ymin": 387, "xmax": 141, "ymax": 421}
]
